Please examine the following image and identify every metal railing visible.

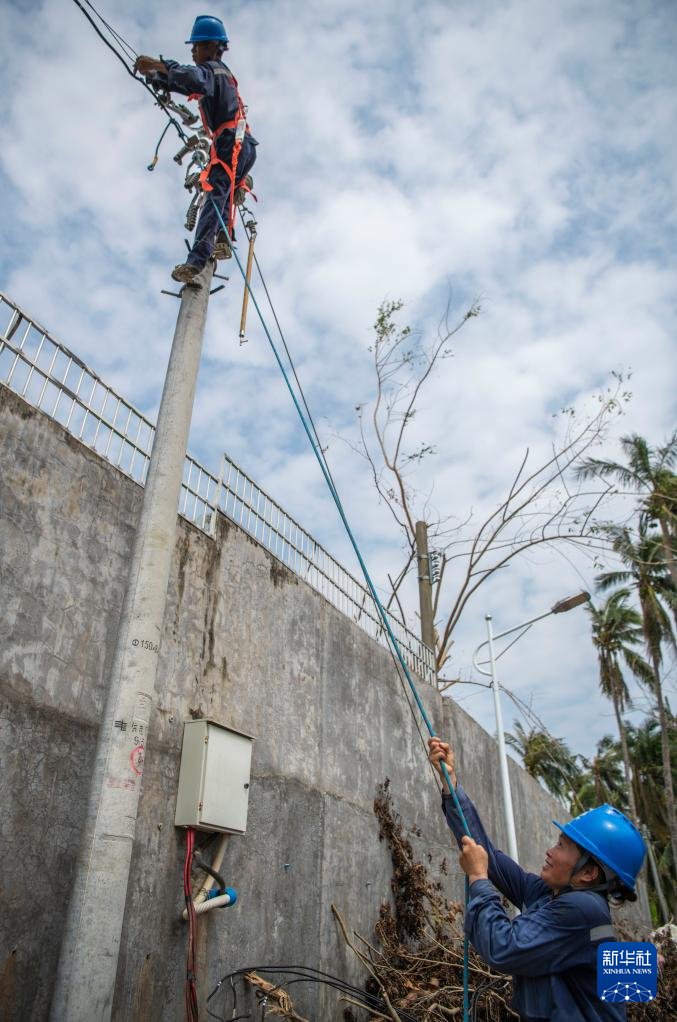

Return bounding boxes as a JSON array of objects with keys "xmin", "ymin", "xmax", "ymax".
[{"xmin": 0, "ymin": 292, "xmax": 436, "ymax": 685}]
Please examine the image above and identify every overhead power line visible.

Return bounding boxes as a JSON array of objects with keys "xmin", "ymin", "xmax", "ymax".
[{"xmin": 71, "ymin": 0, "xmax": 188, "ymax": 145}]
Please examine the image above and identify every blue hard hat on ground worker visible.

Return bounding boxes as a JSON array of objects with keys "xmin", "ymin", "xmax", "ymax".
[
  {"xmin": 185, "ymin": 15, "xmax": 228, "ymax": 45},
  {"xmin": 553, "ymin": 804, "xmax": 646, "ymax": 891}
]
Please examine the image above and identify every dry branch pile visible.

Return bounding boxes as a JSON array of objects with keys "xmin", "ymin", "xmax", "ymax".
[
  {"xmin": 626, "ymin": 931, "xmax": 677, "ymax": 1021},
  {"xmin": 335, "ymin": 780, "xmax": 517, "ymax": 1021}
]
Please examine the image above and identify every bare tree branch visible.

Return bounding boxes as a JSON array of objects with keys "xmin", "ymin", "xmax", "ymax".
[{"xmin": 345, "ymin": 298, "xmax": 630, "ymax": 680}]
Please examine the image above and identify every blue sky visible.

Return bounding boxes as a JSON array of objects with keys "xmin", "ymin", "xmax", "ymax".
[{"xmin": 1, "ymin": 0, "xmax": 676, "ymax": 776}]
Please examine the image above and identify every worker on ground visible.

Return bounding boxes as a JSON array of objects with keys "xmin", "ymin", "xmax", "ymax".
[
  {"xmin": 134, "ymin": 15, "xmax": 257, "ymax": 285},
  {"xmin": 428, "ymin": 737, "xmax": 646, "ymax": 1021}
]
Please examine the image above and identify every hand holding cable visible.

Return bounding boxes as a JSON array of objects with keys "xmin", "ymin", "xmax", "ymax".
[{"xmin": 134, "ymin": 54, "xmax": 167, "ymax": 76}]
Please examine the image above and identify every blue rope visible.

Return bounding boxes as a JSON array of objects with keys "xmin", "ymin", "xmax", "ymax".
[{"xmin": 209, "ymin": 198, "xmax": 473, "ymax": 1019}]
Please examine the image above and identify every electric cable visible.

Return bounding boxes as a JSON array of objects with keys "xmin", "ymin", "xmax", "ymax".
[
  {"xmin": 214, "ymin": 196, "xmax": 473, "ymax": 1022},
  {"xmin": 193, "ymin": 850, "xmax": 227, "ymax": 894},
  {"xmin": 246, "ymin": 223, "xmax": 443, "ymax": 797},
  {"xmin": 147, "ymin": 121, "xmax": 172, "ymax": 172},
  {"xmin": 183, "ymin": 828, "xmax": 200, "ymax": 1022},
  {"xmin": 238, "ymin": 210, "xmax": 338, "ymax": 495},
  {"xmin": 70, "ymin": 0, "xmax": 189, "ymax": 145},
  {"xmin": 238, "ymin": 210, "xmax": 442, "ymax": 792},
  {"xmin": 217, "ymin": 196, "xmax": 469, "ymax": 817},
  {"xmin": 206, "ymin": 965, "xmax": 422, "ymax": 1022},
  {"xmin": 82, "ymin": 0, "xmax": 138, "ymax": 60},
  {"xmin": 71, "ymin": 0, "xmax": 140, "ymax": 78},
  {"xmin": 237, "ymin": 220, "xmax": 439, "ymax": 786}
]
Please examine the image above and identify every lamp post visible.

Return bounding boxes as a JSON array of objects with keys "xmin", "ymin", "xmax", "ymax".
[{"xmin": 472, "ymin": 592, "xmax": 590, "ymax": 861}]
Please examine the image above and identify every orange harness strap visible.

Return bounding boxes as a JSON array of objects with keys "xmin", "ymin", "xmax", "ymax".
[{"xmin": 187, "ymin": 89, "xmax": 250, "ymax": 235}]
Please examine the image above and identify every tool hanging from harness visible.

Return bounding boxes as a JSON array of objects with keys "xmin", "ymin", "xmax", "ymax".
[{"xmin": 187, "ymin": 65, "xmax": 253, "ymax": 237}]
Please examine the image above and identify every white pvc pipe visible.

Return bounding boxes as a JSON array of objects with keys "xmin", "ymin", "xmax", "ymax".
[{"xmin": 182, "ymin": 892, "xmax": 233, "ymax": 920}]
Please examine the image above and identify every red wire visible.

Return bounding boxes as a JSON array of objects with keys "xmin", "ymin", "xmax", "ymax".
[{"xmin": 183, "ymin": 827, "xmax": 199, "ymax": 1021}]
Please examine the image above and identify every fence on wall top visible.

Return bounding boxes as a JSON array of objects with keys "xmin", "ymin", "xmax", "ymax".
[{"xmin": 0, "ymin": 292, "xmax": 436, "ymax": 686}]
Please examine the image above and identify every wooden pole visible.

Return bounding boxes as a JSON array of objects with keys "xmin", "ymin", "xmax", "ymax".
[{"xmin": 415, "ymin": 520, "xmax": 435, "ymax": 653}]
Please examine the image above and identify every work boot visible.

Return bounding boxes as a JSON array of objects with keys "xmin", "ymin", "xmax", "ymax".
[
  {"xmin": 171, "ymin": 263, "xmax": 202, "ymax": 284},
  {"xmin": 213, "ymin": 230, "xmax": 232, "ymax": 260}
]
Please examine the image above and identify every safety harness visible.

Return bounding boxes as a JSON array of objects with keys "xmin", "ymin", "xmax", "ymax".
[{"xmin": 188, "ymin": 63, "xmax": 253, "ymax": 236}]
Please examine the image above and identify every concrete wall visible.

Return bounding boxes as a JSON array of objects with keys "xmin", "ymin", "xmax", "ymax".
[{"xmin": 1, "ymin": 384, "xmax": 570, "ymax": 1022}]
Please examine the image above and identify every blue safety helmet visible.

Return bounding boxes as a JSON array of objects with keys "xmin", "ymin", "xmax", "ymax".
[
  {"xmin": 553, "ymin": 805, "xmax": 646, "ymax": 891},
  {"xmin": 186, "ymin": 15, "xmax": 228, "ymax": 45}
]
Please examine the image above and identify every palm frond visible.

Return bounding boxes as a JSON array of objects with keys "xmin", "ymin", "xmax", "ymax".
[
  {"xmin": 575, "ymin": 457, "xmax": 641, "ymax": 486},
  {"xmin": 622, "ymin": 648, "xmax": 655, "ymax": 687},
  {"xmin": 596, "ymin": 571, "xmax": 632, "ymax": 592},
  {"xmin": 621, "ymin": 434, "xmax": 653, "ymax": 482}
]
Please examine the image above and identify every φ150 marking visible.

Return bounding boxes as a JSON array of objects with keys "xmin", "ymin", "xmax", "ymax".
[{"xmin": 131, "ymin": 638, "xmax": 159, "ymax": 652}]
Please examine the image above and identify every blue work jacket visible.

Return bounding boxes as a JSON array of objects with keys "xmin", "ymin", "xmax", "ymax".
[
  {"xmin": 152, "ymin": 58, "xmax": 258, "ymax": 159},
  {"xmin": 443, "ymin": 787, "xmax": 624, "ymax": 1021}
]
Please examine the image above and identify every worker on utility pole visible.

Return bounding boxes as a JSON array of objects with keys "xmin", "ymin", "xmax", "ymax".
[
  {"xmin": 134, "ymin": 15, "xmax": 258, "ymax": 285},
  {"xmin": 429, "ymin": 738, "xmax": 646, "ymax": 1021}
]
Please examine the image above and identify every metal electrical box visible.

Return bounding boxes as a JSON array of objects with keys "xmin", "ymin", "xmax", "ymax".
[{"xmin": 175, "ymin": 719, "xmax": 254, "ymax": 834}]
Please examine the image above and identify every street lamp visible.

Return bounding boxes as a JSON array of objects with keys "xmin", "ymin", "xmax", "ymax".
[{"xmin": 472, "ymin": 592, "xmax": 590, "ymax": 862}]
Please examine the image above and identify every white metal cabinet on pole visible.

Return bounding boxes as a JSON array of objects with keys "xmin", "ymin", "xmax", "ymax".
[{"xmin": 175, "ymin": 719, "xmax": 254, "ymax": 833}]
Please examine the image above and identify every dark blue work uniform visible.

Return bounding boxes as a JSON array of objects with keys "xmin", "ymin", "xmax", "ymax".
[
  {"xmin": 443, "ymin": 787, "xmax": 624, "ymax": 1021},
  {"xmin": 153, "ymin": 58, "xmax": 258, "ymax": 269}
]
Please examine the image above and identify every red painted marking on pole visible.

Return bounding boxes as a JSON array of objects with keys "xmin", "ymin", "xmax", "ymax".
[
  {"xmin": 106, "ymin": 777, "xmax": 137, "ymax": 791},
  {"xmin": 130, "ymin": 744, "xmax": 145, "ymax": 775}
]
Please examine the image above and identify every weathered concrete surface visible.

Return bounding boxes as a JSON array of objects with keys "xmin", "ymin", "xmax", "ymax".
[{"xmin": 0, "ymin": 383, "xmax": 588, "ymax": 1021}]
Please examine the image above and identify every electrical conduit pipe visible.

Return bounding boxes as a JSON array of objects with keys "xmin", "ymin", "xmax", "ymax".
[
  {"xmin": 192, "ymin": 833, "xmax": 228, "ymax": 906},
  {"xmin": 182, "ymin": 834, "xmax": 235, "ymax": 919},
  {"xmin": 182, "ymin": 886, "xmax": 237, "ymax": 920}
]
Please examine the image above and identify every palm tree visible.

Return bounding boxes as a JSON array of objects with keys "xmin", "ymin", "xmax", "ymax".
[
  {"xmin": 587, "ymin": 590, "xmax": 653, "ymax": 825},
  {"xmin": 575, "ymin": 736, "xmax": 627, "ymax": 812},
  {"xmin": 626, "ymin": 716, "xmax": 677, "ymax": 916},
  {"xmin": 577, "ymin": 431, "xmax": 677, "ymax": 588},
  {"xmin": 627, "ymin": 717, "xmax": 676, "ymax": 849},
  {"xmin": 597, "ymin": 524, "xmax": 677, "ymax": 876},
  {"xmin": 506, "ymin": 721, "xmax": 580, "ymax": 804}
]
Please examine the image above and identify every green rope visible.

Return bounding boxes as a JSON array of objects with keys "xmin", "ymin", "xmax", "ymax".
[{"xmin": 209, "ymin": 198, "xmax": 474, "ymax": 1021}]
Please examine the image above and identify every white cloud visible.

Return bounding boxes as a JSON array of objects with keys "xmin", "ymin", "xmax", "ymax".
[{"xmin": 1, "ymin": 0, "xmax": 675, "ymax": 763}]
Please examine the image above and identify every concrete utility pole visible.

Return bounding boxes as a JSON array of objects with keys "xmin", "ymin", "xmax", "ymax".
[
  {"xmin": 415, "ymin": 520, "xmax": 436, "ymax": 654},
  {"xmin": 51, "ymin": 264, "xmax": 215, "ymax": 1022}
]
